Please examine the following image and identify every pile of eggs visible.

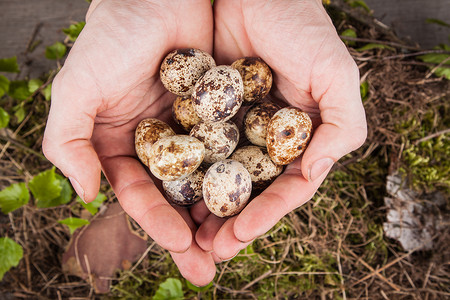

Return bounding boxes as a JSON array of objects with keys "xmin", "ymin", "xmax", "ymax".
[{"xmin": 135, "ymin": 48, "xmax": 312, "ymax": 217}]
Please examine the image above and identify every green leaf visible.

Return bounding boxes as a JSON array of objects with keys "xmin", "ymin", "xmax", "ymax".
[
  {"xmin": 0, "ymin": 237, "xmax": 23, "ymax": 280},
  {"xmin": 152, "ymin": 278, "xmax": 184, "ymax": 300},
  {"xmin": 45, "ymin": 42, "xmax": 67, "ymax": 60},
  {"xmin": 0, "ymin": 183, "xmax": 29, "ymax": 214},
  {"xmin": 58, "ymin": 217, "xmax": 90, "ymax": 234},
  {"xmin": 46, "ymin": 174, "xmax": 73, "ymax": 208},
  {"xmin": 8, "ymin": 80, "xmax": 32, "ymax": 101},
  {"xmin": 13, "ymin": 104, "xmax": 26, "ymax": 123},
  {"xmin": 341, "ymin": 29, "xmax": 357, "ymax": 46},
  {"xmin": 63, "ymin": 21, "xmax": 86, "ymax": 41},
  {"xmin": 426, "ymin": 18, "xmax": 450, "ymax": 28},
  {"xmin": 0, "ymin": 75, "xmax": 10, "ymax": 97},
  {"xmin": 43, "ymin": 83, "xmax": 52, "ymax": 101},
  {"xmin": 360, "ymin": 81, "xmax": 369, "ymax": 101},
  {"xmin": 347, "ymin": 0, "xmax": 371, "ymax": 13},
  {"xmin": 186, "ymin": 280, "xmax": 213, "ymax": 292},
  {"xmin": 0, "ymin": 107, "xmax": 9, "ymax": 128},
  {"xmin": 356, "ymin": 43, "xmax": 394, "ymax": 52},
  {"xmin": 77, "ymin": 192, "xmax": 107, "ymax": 215},
  {"xmin": 0, "ymin": 56, "xmax": 19, "ymax": 73},
  {"xmin": 28, "ymin": 79, "xmax": 43, "ymax": 94},
  {"xmin": 29, "ymin": 168, "xmax": 62, "ymax": 207},
  {"xmin": 417, "ymin": 53, "xmax": 450, "ymax": 65}
]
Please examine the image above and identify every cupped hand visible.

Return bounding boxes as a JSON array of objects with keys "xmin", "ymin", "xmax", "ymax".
[
  {"xmin": 43, "ymin": 0, "xmax": 216, "ymax": 286},
  {"xmin": 195, "ymin": 0, "xmax": 367, "ymax": 260}
]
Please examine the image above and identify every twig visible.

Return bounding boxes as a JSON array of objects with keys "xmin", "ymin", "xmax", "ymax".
[
  {"xmin": 0, "ymin": 135, "xmax": 46, "ymax": 160},
  {"xmin": 414, "ymin": 128, "xmax": 450, "ymax": 145},
  {"xmin": 425, "ymin": 55, "xmax": 450, "ymax": 79},
  {"xmin": 240, "ymin": 270, "xmax": 273, "ymax": 291},
  {"xmin": 340, "ymin": 36, "xmax": 419, "ymax": 51},
  {"xmin": 382, "ymin": 49, "xmax": 450, "ymax": 60}
]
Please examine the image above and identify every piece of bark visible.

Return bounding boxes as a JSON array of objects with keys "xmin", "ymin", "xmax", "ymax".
[{"xmin": 62, "ymin": 202, "xmax": 148, "ymax": 293}]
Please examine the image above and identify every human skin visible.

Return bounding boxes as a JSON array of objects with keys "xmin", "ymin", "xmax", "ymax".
[
  {"xmin": 43, "ymin": 0, "xmax": 367, "ymax": 286},
  {"xmin": 193, "ymin": 0, "xmax": 367, "ymax": 262}
]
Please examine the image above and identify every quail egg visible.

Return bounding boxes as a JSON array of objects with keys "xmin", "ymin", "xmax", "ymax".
[
  {"xmin": 192, "ymin": 65, "xmax": 244, "ymax": 122},
  {"xmin": 162, "ymin": 165, "xmax": 206, "ymax": 206},
  {"xmin": 148, "ymin": 135, "xmax": 205, "ymax": 181},
  {"xmin": 190, "ymin": 121, "xmax": 239, "ymax": 164},
  {"xmin": 203, "ymin": 160, "xmax": 252, "ymax": 217},
  {"xmin": 135, "ymin": 118, "xmax": 175, "ymax": 166},
  {"xmin": 231, "ymin": 145, "xmax": 283, "ymax": 192},
  {"xmin": 266, "ymin": 107, "xmax": 312, "ymax": 165},
  {"xmin": 244, "ymin": 101, "xmax": 280, "ymax": 147},
  {"xmin": 160, "ymin": 48, "xmax": 216, "ymax": 96},
  {"xmin": 172, "ymin": 95, "xmax": 202, "ymax": 132}
]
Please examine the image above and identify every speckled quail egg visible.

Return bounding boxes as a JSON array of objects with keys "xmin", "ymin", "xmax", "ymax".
[
  {"xmin": 192, "ymin": 65, "xmax": 244, "ymax": 122},
  {"xmin": 231, "ymin": 57, "xmax": 272, "ymax": 105},
  {"xmin": 135, "ymin": 118, "xmax": 175, "ymax": 166},
  {"xmin": 148, "ymin": 135, "xmax": 205, "ymax": 181},
  {"xmin": 162, "ymin": 165, "xmax": 206, "ymax": 206},
  {"xmin": 244, "ymin": 101, "xmax": 280, "ymax": 147},
  {"xmin": 266, "ymin": 107, "xmax": 312, "ymax": 165},
  {"xmin": 172, "ymin": 95, "xmax": 202, "ymax": 132},
  {"xmin": 160, "ymin": 48, "xmax": 216, "ymax": 96},
  {"xmin": 231, "ymin": 146, "xmax": 283, "ymax": 192},
  {"xmin": 203, "ymin": 160, "xmax": 252, "ymax": 217},
  {"xmin": 190, "ymin": 121, "xmax": 239, "ymax": 164}
]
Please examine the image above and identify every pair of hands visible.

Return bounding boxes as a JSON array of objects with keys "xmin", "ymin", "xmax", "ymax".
[{"xmin": 43, "ymin": 0, "xmax": 367, "ymax": 286}]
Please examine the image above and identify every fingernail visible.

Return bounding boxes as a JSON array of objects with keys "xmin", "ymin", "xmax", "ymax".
[
  {"xmin": 69, "ymin": 177, "xmax": 85, "ymax": 203},
  {"xmin": 222, "ymin": 250, "xmax": 240, "ymax": 262},
  {"xmin": 308, "ymin": 158, "xmax": 334, "ymax": 182}
]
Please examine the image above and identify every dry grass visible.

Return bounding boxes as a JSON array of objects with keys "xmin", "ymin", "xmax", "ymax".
[{"xmin": 1, "ymin": 1, "xmax": 449, "ymax": 299}]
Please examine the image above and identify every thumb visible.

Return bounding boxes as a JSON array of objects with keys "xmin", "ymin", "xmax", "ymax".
[
  {"xmin": 301, "ymin": 60, "xmax": 367, "ymax": 181},
  {"xmin": 43, "ymin": 68, "xmax": 102, "ymax": 203}
]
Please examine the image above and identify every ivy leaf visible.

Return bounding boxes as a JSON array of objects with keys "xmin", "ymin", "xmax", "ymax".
[
  {"xmin": 152, "ymin": 278, "xmax": 184, "ymax": 300},
  {"xmin": 0, "ymin": 107, "xmax": 10, "ymax": 128},
  {"xmin": 0, "ymin": 75, "xmax": 10, "ymax": 97},
  {"xmin": 77, "ymin": 192, "xmax": 107, "ymax": 215},
  {"xmin": 29, "ymin": 168, "xmax": 62, "ymax": 207},
  {"xmin": 8, "ymin": 80, "xmax": 32, "ymax": 101},
  {"xmin": 418, "ymin": 50, "xmax": 450, "ymax": 80},
  {"xmin": 0, "ymin": 237, "xmax": 23, "ymax": 280},
  {"xmin": 0, "ymin": 56, "xmax": 19, "ymax": 73},
  {"xmin": 45, "ymin": 42, "xmax": 67, "ymax": 60},
  {"xmin": 43, "ymin": 174, "xmax": 73, "ymax": 208},
  {"xmin": 0, "ymin": 183, "xmax": 29, "ymax": 214},
  {"xmin": 28, "ymin": 79, "xmax": 43, "ymax": 94},
  {"xmin": 63, "ymin": 21, "xmax": 86, "ymax": 41},
  {"xmin": 43, "ymin": 83, "xmax": 52, "ymax": 101},
  {"xmin": 58, "ymin": 217, "xmax": 90, "ymax": 234},
  {"xmin": 347, "ymin": 0, "xmax": 371, "ymax": 13},
  {"xmin": 426, "ymin": 18, "xmax": 450, "ymax": 28}
]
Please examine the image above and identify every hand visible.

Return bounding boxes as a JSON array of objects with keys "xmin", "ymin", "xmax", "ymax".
[
  {"xmin": 43, "ymin": 0, "xmax": 216, "ymax": 286},
  {"xmin": 195, "ymin": 0, "xmax": 367, "ymax": 261}
]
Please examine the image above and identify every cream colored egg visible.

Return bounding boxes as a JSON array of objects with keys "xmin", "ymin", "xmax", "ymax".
[
  {"xmin": 266, "ymin": 107, "xmax": 312, "ymax": 165},
  {"xmin": 148, "ymin": 135, "xmax": 205, "ymax": 181},
  {"xmin": 162, "ymin": 165, "xmax": 206, "ymax": 206},
  {"xmin": 135, "ymin": 118, "xmax": 175, "ymax": 166},
  {"xmin": 190, "ymin": 121, "xmax": 239, "ymax": 164},
  {"xmin": 244, "ymin": 101, "xmax": 280, "ymax": 147},
  {"xmin": 203, "ymin": 160, "xmax": 252, "ymax": 217},
  {"xmin": 172, "ymin": 95, "xmax": 202, "ymax": 132}
]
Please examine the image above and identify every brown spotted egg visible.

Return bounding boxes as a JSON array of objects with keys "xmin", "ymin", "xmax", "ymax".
[
  {"xmin": 231, "ymin": 146, "xmax": 283, "ymax": 192},
  {"xmin": 190, "ymin": 121, "xmax": 239, "ymax": 164},
  {"xmin": 231, "ymin": 57, "xmax": 273, "ymax": 105},
  {"xmin": 160, "ymin": 48, "xmax": 216, "ymax": 96},
  {"xmin": 203, "ymin": 160, "xmax": 252, "ymax": 217},
  {"xmin": 266, "ymin": 107, "xmax": 312, "ymax": 165},
  {"xmin": 192, "ymin": 65, "xmax": 244, "ymax": 122},
  {"xmin": 244, "ymin": 101, "xmax": 280, "ymax": 147},
  {"xmin": 172, "ymin": 95, "xmax": 202, "ymax": 132},
  {"xmin": 148, "ymin": 135, "xmax": 205, "ymax": 181},
  {"xmin": 135, "ymin": 118, "xmax": 175, "ymax": 166},
  {"xmin": 162, "ymin": 165, "xmax": 206, "ymax": 206}
]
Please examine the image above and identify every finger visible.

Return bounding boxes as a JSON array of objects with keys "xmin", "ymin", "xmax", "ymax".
[
  {"xmin": 195, "ymin": 214, "xmax": 225, "ymax": 251},
  {"xmin": 170, "ymin": 240, "xmax": 216, "ymax": 287},
  {"xmin": 303, "ymin": 55, "xmax": 367, "ymax": 181},
  {"xmin": 213, "ymin": 217, "xmax": 252, "ymax": 260},
  {"xmin": 233, "ymin": 157, "xmax": 330, "ymax": 244},
  {"xmin": 190, "ymin": 200, "xmax": 211, "ymax": 225},
  {"xmin": 42, "ymin": 69, "xmax": 102, "ymax": 203},
  {"xmin": 101, "ymin": 155, "xmax": 192, "ymax": 253}
]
